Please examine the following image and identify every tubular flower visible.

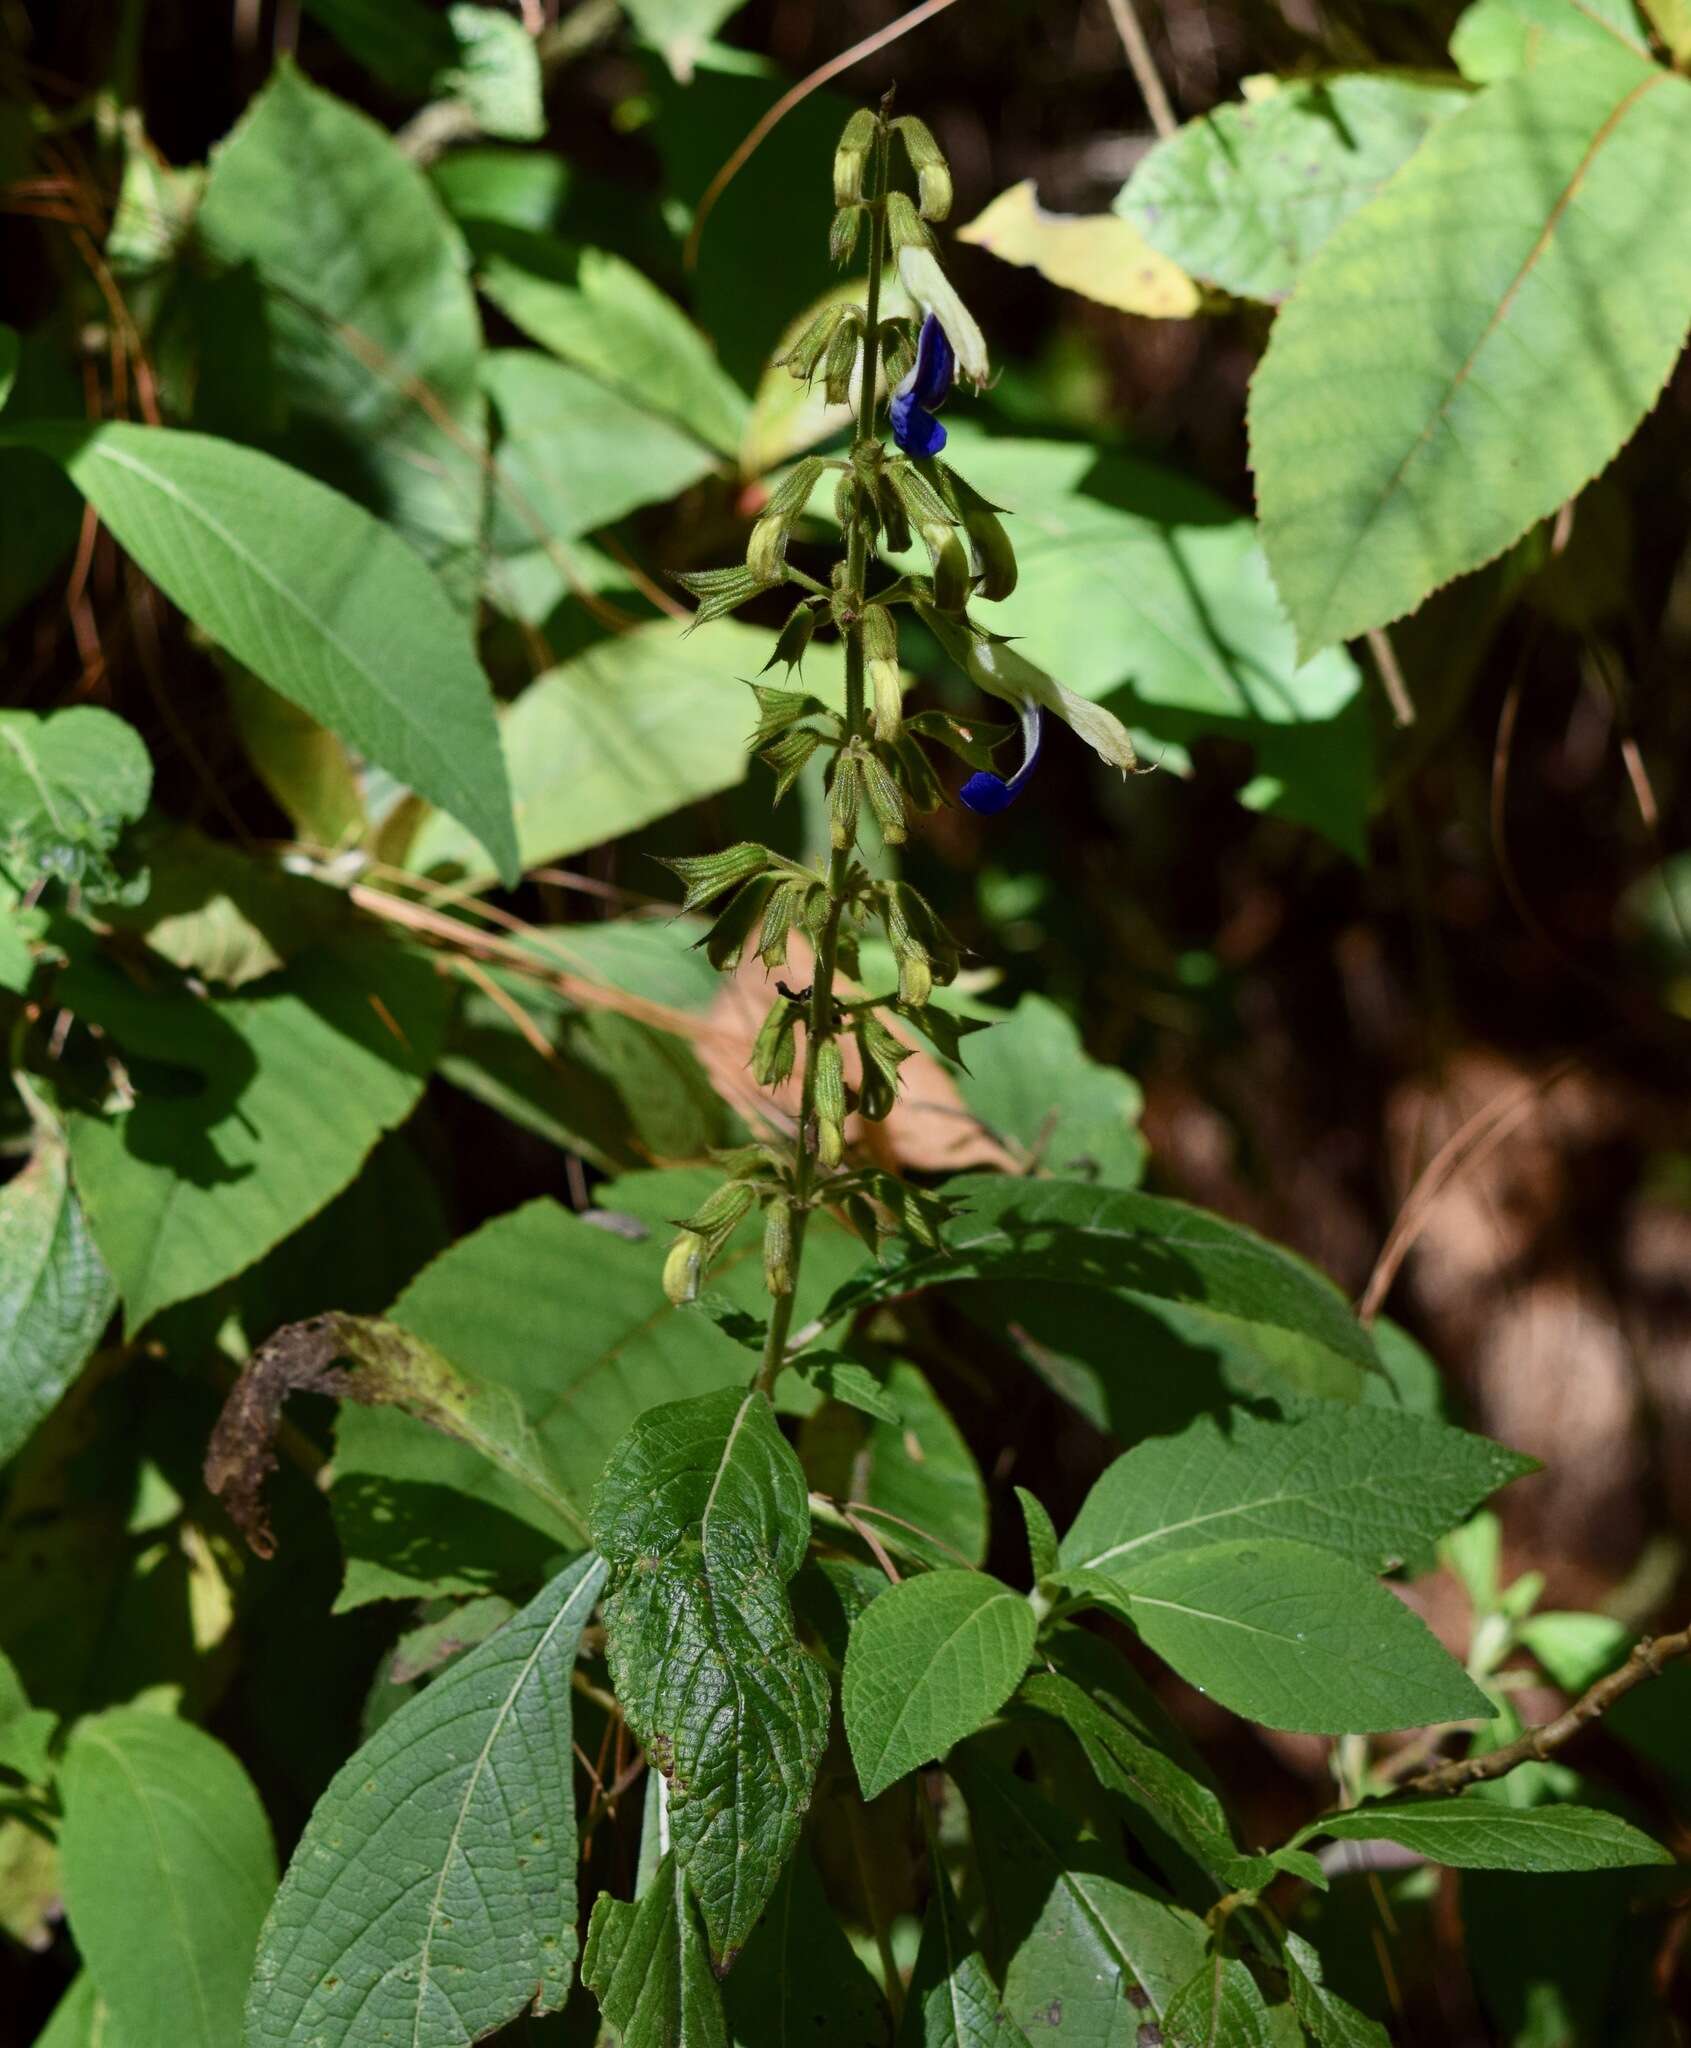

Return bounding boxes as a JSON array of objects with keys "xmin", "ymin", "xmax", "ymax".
[
  {"xmin": 897, "ymin": 247, "xmax": 989, "ymax": 385},
  {"xmin": 890, "ymin": 314, "xmax": 954, "ymax": 458},
  {"xmin": 960, "ymin": 699, "xmax": 1042, "ymax": 814},
  {"xmin": 967, "ymin": 637, "xmax": 1137, "ymax": 780}
]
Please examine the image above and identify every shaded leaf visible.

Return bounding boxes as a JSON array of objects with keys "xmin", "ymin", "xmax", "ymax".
[
  {"xmin": 725, "ymin": 1846, "xmax": 887, "ymax": 2048},
  {"xmin": 1284, "ymin": 1932, "xmax": 1389, "ymax": 2048},
  {"xmin": 952, "ymin": 995, "xmax": 1145, "ymax": 1188},
  {"xmin": 593, "ymin": 1387, "xmax": 829, "ymax": 1965},
  {"xmin": 0, "ymin": 1130, "xmax": 114, "ymax": 1468},
  {"xmin": 845, "ymin": 1571, "xmax": 1036, "ymax": 1801},
  {"xmin": 1163, "ymin": 1955, "xmax": 1275, "ymax": 2048},
  {"xmin": 898, "ymin": 1845, "xmax": 1027, "ymax": 2048},
  {"xmin": 60, "ymin": 1709, "xmax": 277, "ymax": 2048},
  {"xmin": 0, "ymin": 1647, "xmax": 56, "ymax": 1783},
  {"xmin": 247, "ymin": 1554, "xmax": 605, "ymax": 2046},
  {"xmin": 1250, "ymin": 48, "xmax": 1691, "ymax": 658}
]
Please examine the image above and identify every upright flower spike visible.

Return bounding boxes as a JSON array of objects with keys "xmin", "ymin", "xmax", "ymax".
[{"xmin": 960, "ymin": 699, "xmax": 1043, "ymax": 814}]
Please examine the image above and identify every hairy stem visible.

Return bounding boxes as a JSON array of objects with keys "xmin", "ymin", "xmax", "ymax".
[{"xmin": 753, "ymin": 118, "xmax": 891, "ymax": 1402}]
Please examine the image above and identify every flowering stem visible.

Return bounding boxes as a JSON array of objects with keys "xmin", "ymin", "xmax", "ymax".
[{"xmin": 753, "ymin": 114, "xmax": 891, "ymax": 1403}]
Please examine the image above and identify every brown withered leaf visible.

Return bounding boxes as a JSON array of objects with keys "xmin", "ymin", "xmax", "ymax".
[{"xmin": 204, "ymin": 1312, "xmax": 586, "ymax": 1558}]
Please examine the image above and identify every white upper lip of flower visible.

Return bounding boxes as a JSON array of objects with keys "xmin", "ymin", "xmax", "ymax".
[{"xmin": 897, "ymin": 247, "xmax": 990, "ymax": 387}]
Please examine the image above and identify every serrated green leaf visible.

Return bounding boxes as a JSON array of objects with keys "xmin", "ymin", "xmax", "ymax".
[
  {"xmin": 594, "ymin": 1388, "xmax": 829, "ymax": 1966},
  {"xmin": 951, "ymin": 995, "xmax": 1145, "ymax": 1187},
  {"xmin": 475, "ymin": 227, "xmax": 746, "ymax": 457},
  {"xmin": 64, "ymin": 940, "xmax": 447, "ymax": 1333},
  {"xmin": 1250, "ymin": 48, "xmax": 1691, "ymax": 659},
  {"xmin": 196, "ymin": 61, "xmax": 490, "ymax": 595},
  {"xmin": 1450, "ymin": 0, "xmax": 1647, "ymax": 82},
  {"xmin": 1097, "ymin": 1537, "xmax": 1489, "ymax": 1734},
  {"xmin": 844, "ymin": 1571, "xmax": 1035, "ymax": 1800},
  {"xmin": 246, "ymin": 1553, "xmax": 604, "ymax": 2047},
  {"xmin": 0, "ymin": 1131, "xmax": 114, "ymax": 1468},
  {"xmin": 959, "ymin": 1757, "xmax": 1209, "ymax": 2033},
  {"xmin": 1061, "ymin": 1409, "xmax": 1533, "ymax": 1582},
  {"xmin": 1120, "ymin": 74, "xmax": 1470, "ymax": 304},
  {"xmin": 1284, "ymin": 1933, "xmax": 1390, "ymax": 2048},
  {"xmin": 1163, "ymin": 1955, "xmax": 1275, "ymax": 2048},
  {"xmin": 898, "ymin": 1843, "xmax": 1028, "ymax": 2048},
  {"xmin": 60, "ymin": 1709, "xmax": 277, "ymax": 2048},
  {"xmin": 817, "ymin": 1178, "xmax": 1380, "ymax": 1376},
  {"xmin": 0, "ymin": 706, "xmax": 150, "ymax": 901},
  {"xmin": 1302, "ymin": 1798, "xmax": 1672, "ymax": 1872},
  {"xmin": 725, "ymin": 1845, "xmax": 887, "ymax": 2048},
  {"xmin": 10, "ymin": 422, "xmax": 519, "ymax": 881},
  {"xmin": 1015, "ymin": 1488, "xmax": 1059, "ymax": 1584},
  {"xmin": 585, "ymin": 1853, "xmax": 728, "ymax": 2048}
]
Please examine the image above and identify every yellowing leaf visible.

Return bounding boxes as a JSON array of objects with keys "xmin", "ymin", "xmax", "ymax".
[{"xmin": 957, "ymin": 180, "xmax": 1200, "ymax": 319}]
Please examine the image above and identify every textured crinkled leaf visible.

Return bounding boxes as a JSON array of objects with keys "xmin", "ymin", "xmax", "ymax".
[
  {"xmin": 585, "ymin": 1853, "xmax": 728, "ymax": 2048},
  {"xmin": 1285, "ymin": 1933, "xmax": 1390, "ymax": 2048},
  {"xmin": 64, "ymin": 941, "xmax": 447, "ymax": 1333},
  {"xmin": 1305, "ymin": 1798, "xmax": 1672, "ymax": 1871},
  {"xmin": 475, "ymin": 228, "xmax": 746, "ymax": 457},
  {"xmin": 14, "ymin": 421, "xmax": 518, "ymax": 880},
  {"xmin": 952, "ymin": 995, "xmax": 1145, "ymax": 1187},
  {"xmin": 818, "ymin": 1177, "xmax": 1379, "ymax": 1375},
  {"xmin": 1062, "ymin": 1409, "xmax": 1533, "ymax": 1582},
  {"xmin": 724, "ymin": 1846, "xmax": 886, "ymax": 2048},
  {"xmin": 0, "ymin": 1132, "xmax": 114, "ymax": 1467},
  {"xmin": 1120, "ymin": 74, "xmax": 1470, "ymax": 304},
  {"xmin": 1163, "ymin": 1956, "xmax": 1275, "ymax": 2048},
  {"xmin": 1450, "ymin": 0, "xmax": 1647, "ymax": 81},
  {"xmin": 959, "ymin": 1758, "xmax": 1209, "ymax": 2034},
  {"xmin": 844, "ymin": 1572, "xmax": 1035, "ymax": 1800},
  {"xmin": 1107, "ymin": 1537, "xmax": 1489, "ymax": 1733},
  {"xmin": 196, "ymin": 61, "xmax": 490, "ymax": 594},
  {"xmin": 899, "ymin": 1847, "xmax": 1028, "ymax": 2048},
  {"xmin": 1250, "ymin": 49, "xmax": 1691, "ymax": 658},
  {"xmin": 593, "ymin": 1388, "xmax": 829, "ymax": 1965},
  {"xmin": 958, "ymin": 179, "xmax": 1199, "ymax": 316},
  {"xmin": 246, "ymin": 1553, "xmax": 605, "ymax": 2047},
  {"xmin": 60, "ymin": 1710, "xmax": 277, "ymax": 2048},
  {"xmin": 0, "ymin": 707, "xmax": 150, "ymax": 901}
]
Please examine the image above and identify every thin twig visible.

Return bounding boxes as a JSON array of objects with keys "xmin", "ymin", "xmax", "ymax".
[
  {"xmin": 1398, "ymin": 1625, "xmax": 1691, "ymax": 1796},
  {"xmin": 1102, "ymin": 0, "xmax": 1177, "ymax": 138},
  {"xmin": 1366, "ymin": 625, "xmax": 1415, "ymax": 728},
  {"xmin": 684, "ymin": 0, "xmax": 963, "ymax": 271}
]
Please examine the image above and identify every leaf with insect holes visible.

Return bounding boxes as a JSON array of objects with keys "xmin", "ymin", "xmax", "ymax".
[
  {"xmin": 593, "ymin": 1387, "xmax": 829, "ymax": 1968},
  {"xmin": 843, "ymin": 1570, "xmax": 1036, "ymax": 1800},
  {"xmin": 246, "ymin": 1553, "xmax": 606, "ymax": 2048}
]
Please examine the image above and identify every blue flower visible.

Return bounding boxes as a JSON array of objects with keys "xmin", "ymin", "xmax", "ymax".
[
  {"xmin": 890, "ymin": 313, "xmax": 954, "ymax": 457},
  {"xmin": 960, "ymin": 699, "xmax": 1043, "ymax": 813}
]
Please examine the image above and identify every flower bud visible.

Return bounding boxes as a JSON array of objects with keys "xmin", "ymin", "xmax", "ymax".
[
  {"xmin": 922, "ymin": 519, "xmax": 970, "ymax": 612},
  {"xmin": 776, "ymin": 301, "xmax": 847, "ymax": 386},
  {"xmin": 663, "ymin": 1229, "xmax": 704, "ymax": 1306},
  {"xmin": 828, "ymin": 751, "xmax": 861, "ymax": 850},
  {"xmin": 762, "ymin": 1198, "xmax": 794, "ymax": 1297},
  {"xmin": 824, "ymin": 314, "xmax": 860, "ymax": 407},
  {"xmin": 747, "ymin": 510, "xmax": 788, "ymax": 585},
  {"xmin": 815, "ymin": 1037, "xmax": 846, "ymax": 1166},
  {"xmin": 893, "ymin": 115, "xmax": 952, "ymax": 222},
  {"xmin": 884, "ymin": 190, "xmax": 931, "ymax": 256},
  {"xmin": 751, "ymin": 996, "xmax": 799, "ymax": 1088},
  {"xmin": 862, "ymin": 750, "xmax": 907, "ymax": 846},
  {"xmin": 834, "ymin": 108, "xmax": 877, "ymax": 207},
  {"xmin": 830, "ymin": 204, "xmax": 864, "ymax": 268},
  {"xmin": 870, "ymin": 658, "xmax": 903, "ymax": 743},
  {"xmin": 896, "ymin": 938, "xmax": 933, "ymax": 1009}
]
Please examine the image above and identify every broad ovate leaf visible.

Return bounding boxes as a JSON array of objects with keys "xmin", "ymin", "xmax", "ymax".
[
  {"xmin": 0, "ymin": 1130, "xmax": 114, "ymax": 1467},
  {"xmin": 843, "ymin": 1570, "xmax": 1036, "ymax": 1800},
  {"xmin": 60, "ymin": 1709, "xmax": 277, "ymax": 2048},
  {"xmin": 592, "ymin": 1387, "xmax": 829, "ymax": 1967},
  {"xmin": 1250, "ymin": 47, "xmax": 1691, "ymax": 658},
  {"xmin": 12, "ymin": 421, "xmax": 519, "ymax": 881},
  {"xmin": 246, "ymin": 1554, "xmax": 606, "ymax": 2047}
]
